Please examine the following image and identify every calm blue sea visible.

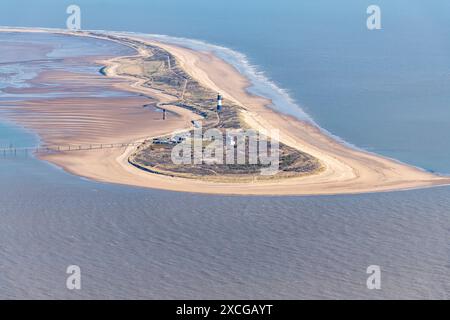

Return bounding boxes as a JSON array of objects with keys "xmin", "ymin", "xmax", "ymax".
[
  {"xmin": 0, "ymin": 0, "xmax": 450, "ymax": 299},
  {"xmin": 2, "ymin": 0, "xmax": 450, "ymax": 172}
]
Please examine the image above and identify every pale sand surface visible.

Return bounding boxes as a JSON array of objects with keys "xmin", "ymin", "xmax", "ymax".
[{"xmin": 2, "ymin": 27, "xmax": 450, "ymax": 195}]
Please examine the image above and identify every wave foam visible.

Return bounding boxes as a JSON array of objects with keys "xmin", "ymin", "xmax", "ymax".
[{"xmin": 111, "ymin": 31, "xmax": 314, "ymax": 123}]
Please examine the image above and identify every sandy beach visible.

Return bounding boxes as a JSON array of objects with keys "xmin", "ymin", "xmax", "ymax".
[{"xmin": 1, "ymin": 27, "xmax": 450, "ymax": 195}]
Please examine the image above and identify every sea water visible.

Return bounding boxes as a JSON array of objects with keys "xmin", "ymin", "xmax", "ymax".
[{"xmin": 0, "ymin": 0, "xmax": 450, "ymax": 299}]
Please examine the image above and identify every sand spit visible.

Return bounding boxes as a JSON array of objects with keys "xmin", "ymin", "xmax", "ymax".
[{"xmin": 1, "ymin": 27, "xmax": 449, "ymax": 195}]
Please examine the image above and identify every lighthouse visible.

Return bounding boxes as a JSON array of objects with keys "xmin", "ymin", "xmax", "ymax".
[{"xmin": 217, "ymin": 93, "xmax": 223, "ymax": 112}]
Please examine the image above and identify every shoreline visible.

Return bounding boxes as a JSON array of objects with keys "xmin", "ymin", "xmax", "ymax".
[{"xmin": 1, "ymin": 27, "xmax": 450, "ymax": 195}]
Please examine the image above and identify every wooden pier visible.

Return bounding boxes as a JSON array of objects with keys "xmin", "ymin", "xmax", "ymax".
[{"xmin": 0, "ymin": 141, "xmax": 146, "ymax": 157}]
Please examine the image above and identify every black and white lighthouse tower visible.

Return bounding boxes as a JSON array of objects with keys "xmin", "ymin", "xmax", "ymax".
[{"xmin": 217, "ymin": 93, "xmax": 223, "ymax": 112}]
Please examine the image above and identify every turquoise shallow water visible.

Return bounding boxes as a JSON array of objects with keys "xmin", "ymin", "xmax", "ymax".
[
  {"xmin": 0, "ymin": 1, "xmax": 450, "ymax": 299},
  {"xmin": 0, "ymin": 121, "xmax": 37, "ymax": 149}
]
